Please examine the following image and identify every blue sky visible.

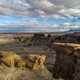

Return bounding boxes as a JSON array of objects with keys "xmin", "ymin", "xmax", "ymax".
[
  {"xmin": 0, "ymin": 16, "xmax": 80, "ymax": 25},
  {"xmin": 0, "ymin": 16, "xmax": 80, "ymax": 32}
]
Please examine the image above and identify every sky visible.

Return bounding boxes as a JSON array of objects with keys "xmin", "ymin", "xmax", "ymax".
[{"xmin": 0, "ymin": 0, "xmax": 80, "ymax": 32}]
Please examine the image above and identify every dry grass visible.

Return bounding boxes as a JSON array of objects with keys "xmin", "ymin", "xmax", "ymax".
[
  {"xmin": 1, "ymin": 51, "xmax": 28, "ymax": 68},
  {"xmin": 0, "ymin": 64, "xmax": 38, "ymax": 80},
  {"xmin": 0, "ymin": 64, "xmax": 53, "ymax": 80},
  {"xmin": 0, "ymin": 51, "xmax": 53, "ymax": 80}
]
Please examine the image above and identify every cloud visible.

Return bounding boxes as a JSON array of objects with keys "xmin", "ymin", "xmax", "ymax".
[
  {"xmin": 0, "ymin": 0, "xmax": 79, "ymax": 17},
  {"xmin": 0, "ymin": 0, "xmax": 80, "ymax": 32},
  {"xmin": 0, "ymin": 18, "xmax": 79, "ymax": 32}
]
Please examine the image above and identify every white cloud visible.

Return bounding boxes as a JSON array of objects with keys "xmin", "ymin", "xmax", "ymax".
[
  {"xmin": 59, "ymin": 8, "xmax": 80, "ymax": 16},
  {"xmin": 0, "ymin": 0, "xmax": 80, "ymax": 17}
]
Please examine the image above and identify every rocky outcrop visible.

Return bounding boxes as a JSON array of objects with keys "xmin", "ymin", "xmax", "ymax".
[
  {"xmin": 53, "ymin": 46, "xmax": 76, "ymax": 80},
  {"xmin": 73, "ymin": 49, "xmax": 80, "ymax": 80}
]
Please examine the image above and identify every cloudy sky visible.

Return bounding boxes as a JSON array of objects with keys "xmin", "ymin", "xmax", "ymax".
[{"xmin": 0, "ymin": 0, "xmax": 80, "ymax": 32}]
